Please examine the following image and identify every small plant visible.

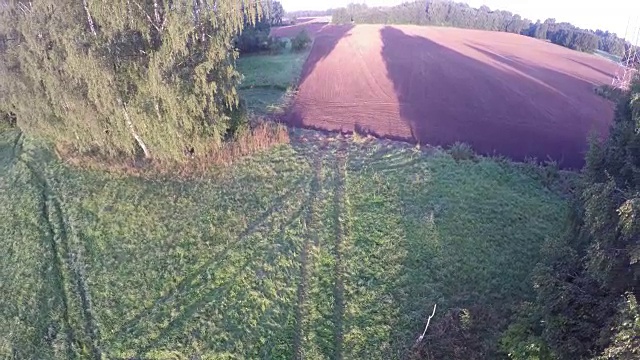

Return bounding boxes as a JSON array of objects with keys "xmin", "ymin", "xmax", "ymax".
[
  {"xmin": 0, "ymin": 111, "xmax": 16, "ymax": 133},
  {"xmin": 449, "ymin": 142, "xmax": 476, "ymax": 161},
  {"xmin": 291, "ymin": 30, "xmax": 312, "ymax": 52}
]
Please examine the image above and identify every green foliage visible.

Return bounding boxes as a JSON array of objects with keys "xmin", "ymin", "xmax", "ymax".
[
  {"xmin": 504, "ymin": 76, "xmax": 640, "ymax": 359},
  {"xmin": 236, "ymin": 49, "xmax": 309, "ymax": 114},
  {"xmin": 236, "ymin": 18, "xmax": 272, "ymax": 54},
  {"xmin": 595, "ymin": 85, "xmax": 626, "ymax": 102},
  {"xmin": 596, "ymin": 294, "xmax": 640, "ymax": 360},
  {"xmin": 500, "ymin": 303, "xmax": 553, "ymax": 360},
  {"xmin": 0, "ymin": 0, "xmax": 266, "ymax": 162},
  {"xmin": 291, "ymin": 30, "xmax": 312, "ymax": 52},
  {"xmin": 0, "ymin": 129, "xmax": 568, "ymax": 358}
]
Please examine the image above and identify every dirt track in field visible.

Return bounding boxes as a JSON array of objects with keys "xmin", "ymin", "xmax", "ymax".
[{"xmin": 284, "ymin": 24, "xmax": 622, "ymax": 168}]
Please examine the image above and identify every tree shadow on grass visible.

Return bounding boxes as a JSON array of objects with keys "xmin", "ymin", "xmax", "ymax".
[
  {"xmin": 380, "ymin": 26, "xmax": 611, "ymax": 169},
  {"xmin": 113, "ymin": 176, "xmax": 309, "ymax": 347},
  {"xmin": 136, "ymin": 204, "xmax": 309, "ymax": 357}
]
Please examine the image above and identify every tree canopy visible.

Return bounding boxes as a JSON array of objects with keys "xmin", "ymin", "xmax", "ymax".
[{"xmin": 0, "ymin": 0, "xmax": 266, "ymax": 162}]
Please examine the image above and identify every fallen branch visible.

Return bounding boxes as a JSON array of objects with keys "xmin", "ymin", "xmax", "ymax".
[{"xmin": 415, "ymin": 304, "xmax": 437, "ymax": 345}]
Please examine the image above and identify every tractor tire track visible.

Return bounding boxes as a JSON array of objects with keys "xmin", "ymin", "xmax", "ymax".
[
  {"xmin": 34, "ymin": 172, "xmax": 77, "ymax": 359},
  {"xmin": 332, "ymin": 149, "xmax": 348, "ymax": 360},
  {"xmin": 293, "ymin": 155, "xmax": 323, "ymax": 360},
  {"xmin": 21, "ymin": 156, "xmax": 101, "ymax": 359}
]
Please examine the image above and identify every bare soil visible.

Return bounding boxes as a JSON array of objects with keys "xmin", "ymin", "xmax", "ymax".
[
  {"xmin": 284, "ymin": 24, "xmax": 621, "ymax": 168},
  {"xmin": 270, "ymin": 17, "xmax": 331, "ymax": 39}
]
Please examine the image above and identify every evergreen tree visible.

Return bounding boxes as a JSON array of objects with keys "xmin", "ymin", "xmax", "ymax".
[{"xmin": 502, "ymin": 77, "xmax": 640, "ymax": 360}]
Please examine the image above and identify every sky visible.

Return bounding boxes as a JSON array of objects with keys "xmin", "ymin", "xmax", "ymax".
[{"xmin": 281, "ymin": 0, "xmax": 640, "ymax": 40}]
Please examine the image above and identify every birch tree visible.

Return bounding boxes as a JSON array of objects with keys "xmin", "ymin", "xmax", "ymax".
[{"xmin": 0, "ymin": 0, "xmax": 266, "ymax": 161}]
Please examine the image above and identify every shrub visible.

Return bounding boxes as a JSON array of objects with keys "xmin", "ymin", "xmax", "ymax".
[
  {"xmin": 595, "ymin": 84, "xmax": 625, "ymax": 102},
  {"xmin": 236, "ymin": 22, "xmax": 271, "ymax": 53},
  {"xmin": 291, "ymin": 30, "xmax": 312, "ymax": 52},
  {"xmin": 449, "ymin": 142, "xmax": 476, "ymax": 161},
  {"xmin": 268, "ymin": 37, "xmax": 287, "ymax": 55}
]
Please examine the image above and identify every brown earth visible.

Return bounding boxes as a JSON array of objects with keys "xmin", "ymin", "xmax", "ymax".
[
  {"xmin": 270, "ymin": 17, "xmax": 331, "ymax": 39},
  {"xmin": 284, "ymin": 24, "xmax": 622, "ymax": 168}
]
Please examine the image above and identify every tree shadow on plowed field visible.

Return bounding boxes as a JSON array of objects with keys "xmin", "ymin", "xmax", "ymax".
[
  {"xmin": 380, "ymin": 27, "xmax": 611, "ymax": 169},
  {"xmin": 298, "ymin": 25, "xmax": 354, "ymax": 86}
]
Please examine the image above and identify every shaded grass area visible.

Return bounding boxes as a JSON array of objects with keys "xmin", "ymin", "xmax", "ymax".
[
  {"xmin": 0, "ymin": 129, "xmax": 568, "ymax": 358},
  {"xmin": 237, "ymin": 50, "xmax": 309, "ymax": 114}
]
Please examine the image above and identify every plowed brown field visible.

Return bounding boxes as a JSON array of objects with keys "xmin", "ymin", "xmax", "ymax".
[{"xmin": 285, "ymin": 24, "xmax": 621, "ymax": 168}]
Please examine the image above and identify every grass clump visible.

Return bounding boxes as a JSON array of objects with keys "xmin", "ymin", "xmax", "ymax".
[{"xmin": 449, "ymin": 141, "xmax": 476, "ymax": 161}]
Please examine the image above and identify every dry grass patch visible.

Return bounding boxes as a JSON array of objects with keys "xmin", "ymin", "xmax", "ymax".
[{"xmin": 56, "ymin": 122, "xmax": 289, "ymax": 178}]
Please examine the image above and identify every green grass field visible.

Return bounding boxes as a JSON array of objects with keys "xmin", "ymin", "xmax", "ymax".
[
  {"xmin": 237, "ymin": 50, "xmax": 309, "ymax": 114},
  {"xmin": 1, "ymin": 49, "xmax": 570, "ymax": 359},
  {"xmin": 0, "ymin": 128, "xmax": 568, "ymax": 359}
]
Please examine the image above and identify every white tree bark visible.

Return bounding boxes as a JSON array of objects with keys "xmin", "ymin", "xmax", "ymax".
[
  {"xmin": 120, "ymin": 100, "xmax": 151, "ymax": 159},
  {"xmin": 82, "ymin": 0, "xmax": 97, "ymax": 36}
]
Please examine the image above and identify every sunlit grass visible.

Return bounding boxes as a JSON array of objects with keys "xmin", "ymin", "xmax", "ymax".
[{"xmin": 0, "ymin": 129, "xmax": 568, "ymax": 358}]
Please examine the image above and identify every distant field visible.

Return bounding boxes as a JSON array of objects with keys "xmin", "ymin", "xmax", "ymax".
[
  {"xmin": 286, "ymin": 24, "xmax": 620, "ymax": 168},
  {"xmin": 0, "ymin": 127, "xmax": 568, "ymax": 358}
]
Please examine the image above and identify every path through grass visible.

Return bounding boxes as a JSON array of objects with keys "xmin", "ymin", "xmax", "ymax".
[{"xmin": 1, "ymin": 129, "xmax": 568, "ymax": 358}]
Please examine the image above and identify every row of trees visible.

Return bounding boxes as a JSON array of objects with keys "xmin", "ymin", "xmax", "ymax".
[
  {"xmin": 332, "ymin": 1, "xmax": 632, "ymax": 55},
  {"xmin": 332, "ymin": 2, "xmax": 533, "ymax": 34},
  {"xmin": 0, "ymin": 1, "xmax": 281, "ymax": 163},
  {"xmin": 525, "ymin": 20, "xmax": 614, "ymax": 54},
  {"xmin": 502, "ymin": 78, "xmax": 640, "ymax": 359}
]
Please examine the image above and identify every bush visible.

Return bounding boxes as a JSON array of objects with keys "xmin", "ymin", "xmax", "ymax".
[
  {"xmin": 291, "ymin": 30, "xmax": 312, "ymax": 52},
  {"xmin": 268, "ymin": 37, "xmax": 287, "ymax": 55},
  {"xmin": 595, "ymin": 84, "xmax": 625, "ymax": 102},
  {"xmin": 226, "ymin": 99, "xmax": 250, "ymax": 140}
]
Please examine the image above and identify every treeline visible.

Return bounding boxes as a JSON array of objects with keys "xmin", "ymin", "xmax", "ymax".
[
  {"xmin": 502, "ymin": 79, "xmax": 640, "ymax": 359},
  {"xmin": 332, "ymin": 1, "xmax": 630, "ymax": 55},
  {"xmin": 287, "ymin": 9, "xmax": 334, "ymax": 18},
  {"xmin": 524, "ymin": 20, "xmax": 621, "ymax": 55},
  {"xmin": 0, "ymin": 1, "xmax": 268, "ymax": 162}
]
